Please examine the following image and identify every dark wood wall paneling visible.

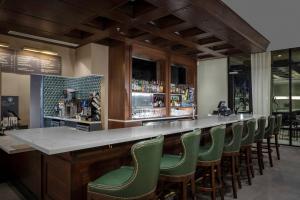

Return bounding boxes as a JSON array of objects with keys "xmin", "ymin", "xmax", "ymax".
[{"xmin": 0, "ymin": 0, "xmax": 269, "ymax": 60}]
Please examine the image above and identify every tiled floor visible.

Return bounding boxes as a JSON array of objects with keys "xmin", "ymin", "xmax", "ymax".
[
  {"xmin": 0, "ymin": 146, "xmax": 300, "ymax": 200},
  {"xmin": 0, "ymin": 182, "xmax": 25, "ymax": 200},
  {"xmin": 205, "ymin": 145, "xmax": 300, "ymax": 200}
]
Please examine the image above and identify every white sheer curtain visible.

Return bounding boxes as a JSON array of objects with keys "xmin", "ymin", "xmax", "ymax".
[{"xmin": 251, "ymin": 52, "xmax": 271, "ymax": 116}]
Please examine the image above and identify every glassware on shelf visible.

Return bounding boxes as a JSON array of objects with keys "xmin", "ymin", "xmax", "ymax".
[
  {"xmin": 132, "ymin": 79, "xmax": 164, "ymax": 93},
  {"xmin": 170, "ymin": 107, "xmax": 193, "ymax": 116},
  {"xmin": 132, "ymin": 108, "xmax": 166, "ymax": 119}
]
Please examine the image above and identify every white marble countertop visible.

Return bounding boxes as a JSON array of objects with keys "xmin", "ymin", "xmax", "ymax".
[
  {"xmin": 9, "ymin": 114, "xmax": 260, "ymax": 155},
  {"xmin": 0, "ymin": 135, "xmax": 34, "ymax": 154},
  {"xmin": 44, "ymin": 116, "xmax": 101, "ymax": 124}
]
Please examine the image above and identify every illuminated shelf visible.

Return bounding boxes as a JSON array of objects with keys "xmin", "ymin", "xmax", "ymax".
[{"xmin": 132, "ymin": 92, "xmax": 165, "ymax": 95}]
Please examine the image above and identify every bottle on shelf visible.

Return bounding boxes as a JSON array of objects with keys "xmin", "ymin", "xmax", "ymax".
[{"xmin": 132, "ymin": 79, "xmax": 164, "ymax": 93}]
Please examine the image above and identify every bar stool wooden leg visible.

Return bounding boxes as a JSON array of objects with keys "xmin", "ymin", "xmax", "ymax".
[
  {"xmin": 267, "ymin": 137, "xmax": 273, "ymax": 167},
  {"xmin": 182, "ymin": 179, "xmax": 187, "ymax": 200},
  {"xmin": 210, "ymin": 165, "xmax": 216, "ymax": 200},
  {"xmin": 217, "ymin": 164, "xmax": 224, "ymax": 200},
  {"xmin": 231, "ymin": 156, "xmax": 237, "ymax": 198},
  {"xmin": 249, "ymin": 149, "xmax": 255, "ymax": 178},
  {"xmin": 275, "ymin": 134, "xmax": 280, "ymax": 160},
  {"xmin": 256, "ymin": 142, "xmax": 263, "ymax": 175},
  {"xmin": 235, "ymin": 155, "xmax": 242, "ymax": 189},
  {"xmin": 245, "ymin": 148, "xmax": 252, "ymax": 185},
  {"xmin": 191, "ymin": 174, "xmax": 196, "ymax": 200}
]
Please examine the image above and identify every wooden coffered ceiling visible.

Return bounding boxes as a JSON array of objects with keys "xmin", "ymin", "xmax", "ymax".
[{"xmin": 0, "ymin": 0, "xmax": 270, "ymax": 60}]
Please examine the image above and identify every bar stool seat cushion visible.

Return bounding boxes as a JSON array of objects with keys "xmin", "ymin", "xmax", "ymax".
[
  {"xmin": 88, "ymin": 166, "xmax": 134, "ymax": 192},
  {"xmin": 160, "ymin": 154, "xmax": 182, "ymax": 171}
]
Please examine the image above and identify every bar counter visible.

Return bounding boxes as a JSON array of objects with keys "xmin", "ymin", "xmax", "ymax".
[
  {"xmin": 10, "ymin": 114, "xmax": 257, "ymax": 155},
  {"xmin": 5, "ymin": 115, "xmax": 259, "ymax": 200}
]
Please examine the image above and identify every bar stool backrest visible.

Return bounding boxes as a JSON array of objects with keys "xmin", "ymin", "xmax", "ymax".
[
  {"xmin": 241, "ymin": 119, "xmax": 256, "ymax": 146},
  {"xmin": 123, "ymin": 135, "xmax": 164, "ymax": 197},
  {"xmin": 224, "ymin": 122, "xmax": 244, "ymax": 152},
  {"xmin": 265, "ymin": 116, "xmax": 276, "ymax": 138},
  {"xmin": 256, "ymin": 117, "xmax": 267, "ymax": 140},
  {"xmin": 274, "ymin": 114, "xmax": 283, "ymax": 134},
  {"xmin": 165, "ymin": 130, "xmax": 201, "ymax": 176},
  {"xmin": 207, "ymin": 126, "xmax": 226, "ymax": 161}
]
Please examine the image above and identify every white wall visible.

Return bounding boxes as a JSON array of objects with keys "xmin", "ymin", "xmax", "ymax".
[
  {"xmin": 74, "ymin": 43, "xmax": 109, "ymax": 129},
  {"xmin": 1, "ymin": 73, "xmax": 30, "ymax": 125},
  {"xmin": 197, "ymin": 58, "xmax": 228, "ymax": 117}
]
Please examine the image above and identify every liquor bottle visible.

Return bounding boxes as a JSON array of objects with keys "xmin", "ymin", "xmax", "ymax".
[{"xmin": 159, "ymin": 81, "xmax": 164, "ymax": 93}]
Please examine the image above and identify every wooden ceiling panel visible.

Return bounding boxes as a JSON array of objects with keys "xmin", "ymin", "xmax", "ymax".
[
  {"xmin": 116, "ymin": 0, "xmax": 157, "ymax": 18},
  {"xmin": 1, "ymin": 0, "xmax": 92, "ymax": 26},
  {"xmin": 0, "ymin": 0, "xmax": 269, "ymax": 60},
  {"xmin": 61, "ymin": 0, "xmax": 127, "ymax": 13},
  {"xmin": 84, "ymin": 16, "xmax": 117, "ymax": 31},
  {"xmin": 0, "ymin": 8, "xmax": 69, "ymax": 34},
  {"xmin": 151, "ymin": 14, "xmax": 185, "ymax": 29},
  {"xmin": 179, "ymin": 27, "xmax": 206, "ymax": 38}
]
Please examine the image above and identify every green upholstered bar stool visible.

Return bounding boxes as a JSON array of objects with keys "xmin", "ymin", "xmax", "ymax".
[
  {"xmin": 222, "ymin": 122, "xmax": 244, "ymax": 199},
  {"xmin": 253, "ymin": 117, "xmax": 267, "ymax": 175},
  {"xmin": 159, "ymin": 130, "xmax": 201, "ymax": 200},
  {"xmin": 274, "ymin": 114, "xmax": 282, "ymax": 160},
  {"xmin": 263, "ymin": 116, "xmax": 276, "ymax": 167},
  {"xmin": 87, "ymin": 135, "xmax": 164, "ymax": 200},
  {"xmin": 240, "ymin": 119, "xmax": 256, "ymax": 185},
  {"xmin": 197, "ymin": 126, "xmax": 226, "ymax": 200}
]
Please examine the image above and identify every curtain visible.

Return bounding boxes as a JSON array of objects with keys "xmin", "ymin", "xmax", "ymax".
[{"xmin": 251, "ymin": 52, "xmax": 271, "ymax": 116}]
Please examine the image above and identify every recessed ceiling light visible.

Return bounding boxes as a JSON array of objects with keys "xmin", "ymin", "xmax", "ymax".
[
  {"xmin": 8, "ymin": 31, "xmax": 79, "ymax": 47},
  {"xmin": 174, "ymin": 31, "xmax": 181, "ymax": 36},
  {"xmin": 0, "ymin": 42, "xmax": 9, "ymax": 48},
  {"xmin": 116, "ymin": 27, "xmax": 121, "ymax": 32},
  {"xmin": 278, "ymin": 54, "xmax": 282, "ymax": 57},
  {"xmin": 149, "ymin": 21, "xmax": 156, "ymax": 26},
  {"xmin": 144, "ymin": 39, "xmax": 151, "ymax": 43}
]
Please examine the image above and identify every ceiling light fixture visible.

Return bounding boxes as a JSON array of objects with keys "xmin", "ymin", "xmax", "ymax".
[
  {"xmin": 8, "ymin": 31, "xmax": 79, "ymax": 47},
  {"xmin": 149, "ymin": 21, "xmax": 156, "ymax": 26},
  {"xmin": 144, "ymin": 39, "xmax": 151, "ymax": 43},
  {"xmin": 23, "ymin": 47, "xmax": 58, "ymax": 56},
  {"xmin": 174, "ymin": 31, "xmax": 181, "ymax": 36},
  {"xmin": 0, "ymin": 42, "xmax": 9, "ymax": 48},
  {"xmin": 277, "ymin": 54, "xmax": 282, "ymax": 58}
]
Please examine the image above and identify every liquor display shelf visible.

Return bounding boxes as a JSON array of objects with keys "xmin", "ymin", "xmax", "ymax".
[
  {"xmin": 132, "ymin": 92, "xmax": 166, "ymax": 95},
  {"xmin": 171, "ymin": 106, "xmax": 193, "ymax": 108},
  {"xmin": 171, "ymin": 93, "xmax": 185, "ymax": 95}
]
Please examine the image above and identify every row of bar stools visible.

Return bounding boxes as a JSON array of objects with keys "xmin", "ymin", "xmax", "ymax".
[
  {"xmin": 87, "ymin": 130, "xmax": 202, "ymax": 200},
  {"xmin": 86, "ymin": 116, "xmax": 283, "ymax": 200}
]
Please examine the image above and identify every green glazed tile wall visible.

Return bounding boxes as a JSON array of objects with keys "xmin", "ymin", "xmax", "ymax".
[{"xmin": 43, "ymin": 75, "xmax": 102, "ymax": 116}]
